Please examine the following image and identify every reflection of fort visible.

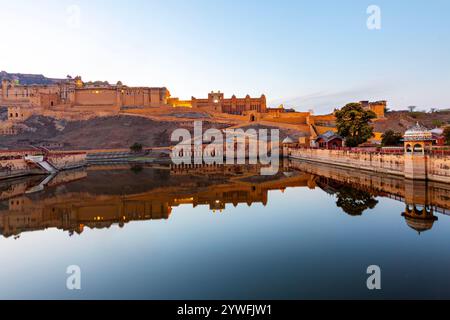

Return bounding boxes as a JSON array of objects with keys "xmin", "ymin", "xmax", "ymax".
[
  {"xmin": 1, "ymin": 161, "xmax": 450, "ymax": 238},
  {"xmin": 0, "ymin": 164, "xmax": 315, "ymax": 238}
]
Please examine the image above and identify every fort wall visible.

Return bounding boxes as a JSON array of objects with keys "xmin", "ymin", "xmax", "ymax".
[
  {"xmin": 262, "ymin": 112, "xmax": 309, "ymax": 125},
  {"xmin": 428, "ymin": 156, "xmax": 450, "ymax": 183},
  {"xmin": 7, "ymin": 106, "xmax": 35, "ymax": 122},
  {"xmin": 47, "ymin": 152, "xmax": 87, "ymax": 170},
  {"xmin": 286, "ymin": 147, "xmax": 450, "ymax": 183},
  {"xmin": 75, "ymin": 89, "xmax": 117, "ymax": 106},
  {"xmin": 0, "ymin": 158, "xmax": 41, "ymax": 180},
  {"xmin": 287, "ymin": 148, "xmax": 405, "ymax": 176}
]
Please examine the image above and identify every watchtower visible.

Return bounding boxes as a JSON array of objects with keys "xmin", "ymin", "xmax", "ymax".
[{"xmin": 404, "ymin": 123, "xmax": 434, "ymax": 180}]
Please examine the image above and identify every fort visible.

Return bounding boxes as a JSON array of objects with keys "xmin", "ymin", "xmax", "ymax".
[
  {"xmin": 0, "ymin": 72, "xmax": 386, "ymax": 142},
  {"xmin": 2, "ymin": 71, "xmax": 447, "ymax": 184},
  {"xmin": 169, "ymin": 91, "xmax": 267, "ymax": 115},
  {"xmin": 1, "ymin": 76, "xmax": 169, "ymax": 118}
]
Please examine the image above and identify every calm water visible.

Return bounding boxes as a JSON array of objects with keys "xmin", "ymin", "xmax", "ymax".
[{"xmin": 1, "ymin": 161, "xmax": 450, "ymax": 300}]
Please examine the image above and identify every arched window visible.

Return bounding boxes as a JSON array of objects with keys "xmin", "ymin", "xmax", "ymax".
[
  {"xmin": 413, "ymin": 144, "xmax": 423, "ymax": 154},
  {"xmin": 405, "ymin": 144, "xmax": 412, "ymax": 153}
]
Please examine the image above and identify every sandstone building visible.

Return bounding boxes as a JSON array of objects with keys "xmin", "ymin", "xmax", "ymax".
[
  {"xmin": 360, "ymin": 100, "xmax": 386, "ymax": 118},
  {"xmin": 0, "ymin": 72, "xmax": 388, "ymax": 144},
  {"xmin": 169, "ymin": 91, "xmax": 267, "ymax": 115},
  {"xmin": 1, "ymin": 76, "xmax": 170, "ymax": 120}
]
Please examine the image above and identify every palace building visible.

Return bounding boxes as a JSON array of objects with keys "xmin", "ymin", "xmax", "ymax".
[
  {"xmin": 1, "ymin": 77, "xmax": 268, "ymax": 121},
  {"xmin": 0, "ymin": 72, "xmax": 389, "ymax": 143},
  {"xmin": 360, "ymin": 100, "xmax": 386, "ymax": 118},
  {"xmin": 0, "ymin": 77, "xmax": 170, "ymax": 120},
  {"xmin": 169, "ymin": 91, "xmax": 267, "ymax": 115}
]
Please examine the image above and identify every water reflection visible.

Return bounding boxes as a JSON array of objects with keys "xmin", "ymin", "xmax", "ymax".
[
  {"xmin": 315, "ymin": 178, "xmax": 379, "ymax": 216},
  {"xmin": 1, "ymin": 160, "xmax": 449, "ymax": 239}
]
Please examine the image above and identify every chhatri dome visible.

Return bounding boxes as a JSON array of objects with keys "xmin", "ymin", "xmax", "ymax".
[
  {"xmin": 404, "ymin": 122, "xmax": 433, "ymax": 142},
  {"xmin": 282, "ymin": 136, "xmax": 295, "ymax": 144},
  {"xmin": 431, "ymin": 127, "xmax": 444, "ymax": 135}
]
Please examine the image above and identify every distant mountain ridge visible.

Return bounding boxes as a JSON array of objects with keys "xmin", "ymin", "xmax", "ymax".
[{"xmin": 0, "ymin": 71, "xmax": 64, "ymax": 85}]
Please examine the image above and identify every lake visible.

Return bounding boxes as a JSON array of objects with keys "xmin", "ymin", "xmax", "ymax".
[{"xmin": 1, "ymin": 160, "xmax": 450, "ymax": 299}]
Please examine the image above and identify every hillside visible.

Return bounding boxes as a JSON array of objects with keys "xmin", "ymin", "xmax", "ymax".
[
  {"xmin": 0, "ymin": 113, "xmax": 310, "ymax": 151},
  {"xmin": 373, "ymin": 110, "xmax": 450, "ymax": 133},
  {"xmin": 0, "ymin": 71, "xmax": 63, "ymax": 85},
  {"xmin": 0, "ymin": 115, "xmax": 231, "ymax": 150},
  {"xmin": 2, "ymin": 109, "xmax": 449, "ymax": 151}
]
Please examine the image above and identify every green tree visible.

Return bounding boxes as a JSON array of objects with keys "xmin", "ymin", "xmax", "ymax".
[
  {"xmin": 130, "ymin": 142, "xmax": 143, "ymax": 153},
  {"xmin": 408, "ymin": 106, "xmax": 417, "ymax": 113},
  {"xmin": 432, "ymin": 119, "xmax": 443, "ymax": 128},
  {"xmin": 335, "ymin": 103, "xmax": 377, "ymax": 147},
  {"xmin": 444, "ymin": 127, "xmax": 450, "ymax": 146},
  {"xmin": 381, "ymin": 130, "xmax": 403, "ymax": 147},
  {"xmin": 130, "ymin": 164, "xmax": 143, "ymax": 174}
]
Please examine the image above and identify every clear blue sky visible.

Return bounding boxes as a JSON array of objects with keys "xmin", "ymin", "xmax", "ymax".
[{"xmin": 1, "ymin": 0, "xmax": 449, "ymax": 112}]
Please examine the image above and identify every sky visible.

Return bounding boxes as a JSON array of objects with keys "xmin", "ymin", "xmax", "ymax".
[{"xmin": 0, "ymin": 0, "xmax": 449, "ymax": 113}]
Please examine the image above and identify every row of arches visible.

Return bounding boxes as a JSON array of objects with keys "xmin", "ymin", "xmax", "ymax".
[{"xmin": 405, "ymin": 143, "xmax": 425, "ymax": 154}]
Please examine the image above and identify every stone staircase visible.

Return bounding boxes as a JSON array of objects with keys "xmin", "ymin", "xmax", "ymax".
[{"xmin": 24, "ymin": 155, "xmax": 58, "ymax": 174}]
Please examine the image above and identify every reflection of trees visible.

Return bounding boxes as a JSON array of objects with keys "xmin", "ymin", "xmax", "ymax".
[
  {"xmin": 316, "ymin": 177, "xmax": 379, "ymax": 216},
  {"xmin": 335, "ymin": 186, "xmax": 378, "ymax": 216},
  {"xmin": 130, "ymin": 164, "xmax": 143, "ymax": 174}
]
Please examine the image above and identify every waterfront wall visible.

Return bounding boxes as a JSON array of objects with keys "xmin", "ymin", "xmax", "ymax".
[
  {"xmin": 286, "ymin": 147, "xmax": 450, "ymax": 183},
  {"xmin": 0, "ymin": 151, "xmax": 87, "ymax": 180},
  {"xmin": 428, "ymin": 156, "xmax": 450, "ymax": 183},
  {"xmin": 287, "ymin": 159, "xmax": 450, "ymax": 213},
  {"xmin": 47, "ymin": 152, "xmax": 87, "ymax": 170},
  {"xmin": 0, "ymin": 158, "xmax": 42, "ymax": 180},
  {"xmin": 287, "ymin": 148, "xmax": 405, "ymax": 176}
]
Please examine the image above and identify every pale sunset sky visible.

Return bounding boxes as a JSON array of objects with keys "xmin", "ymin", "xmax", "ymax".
[{"xmin": 0, "ymin": 0, "xmax": 449, "ymax": 113}]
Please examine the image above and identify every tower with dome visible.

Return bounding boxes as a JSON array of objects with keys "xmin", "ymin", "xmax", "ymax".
[{"xmin": 404, "ymin": 123, "xmax": 434, "ymax": 180}]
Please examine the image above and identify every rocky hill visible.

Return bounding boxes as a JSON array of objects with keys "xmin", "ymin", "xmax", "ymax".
[
  {"xmin": 2, "ymin": 108, "xmax": 449, "ymax": 151},
  {"xmin": 0, "ymin": 113, "xmax": 309, "ymax": 151},
  {"xmin": 0, "ymin": 71, "xmax": 64, "ymax": 85},
  {"xmin": 373, "ymin": 110, "xmax": 450, "ymax": 133},
  {"xmin": 0, "ymin": 115, "xmax": 233, "ymax": 150}
]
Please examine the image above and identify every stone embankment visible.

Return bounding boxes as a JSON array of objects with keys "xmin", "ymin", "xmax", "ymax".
[{"xmin": 286, "ymin": 147, "xmax": 450, "ymax": 183}]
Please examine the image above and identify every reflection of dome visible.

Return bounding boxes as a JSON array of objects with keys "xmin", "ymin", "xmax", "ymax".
[
  {"xmin": 404, "ymin": 122, "xmax": 433, "ymax": 141},
  {"xmin": 402, "ymin": 205, "xmax": 438, "ymax": 234},
  {"xmin": 403, "ymin": 216, "xmax": 437, "ymax": 234}
]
